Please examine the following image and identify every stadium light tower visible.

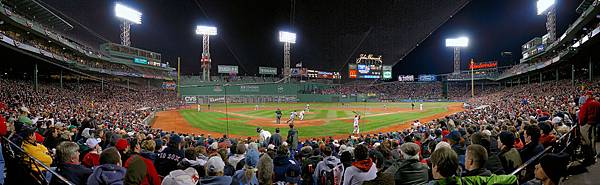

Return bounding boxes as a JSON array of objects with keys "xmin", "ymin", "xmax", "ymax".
[
  {"xmin": 115, "ymin": 3, "xmax": 141, "ymax": 46},
  {"xmin": 196, "ymin": 26, "xmax": 217, "ymax": 82},
  {"xmin": 279, "ymin": 31, "xmax": 296, "ymax": 82},
  {"xmin": 445, "ymin": 37, "xmax": 469, "ymax": 74},
  {"xmin": 537, "ymin": 0, "xmax": 556, "ymax": 43}
]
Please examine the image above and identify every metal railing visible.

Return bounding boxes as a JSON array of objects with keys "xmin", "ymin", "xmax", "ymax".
[
  {"xmin": 510, "ymin": 126, "xmax": 577, "ymax": 176},
  {"xmin": 2, "ymin": 137, "xmax": 74, "ymax": 185}
]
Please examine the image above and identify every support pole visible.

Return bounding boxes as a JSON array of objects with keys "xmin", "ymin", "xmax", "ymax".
[
  {"xmin": 34, "ymin": 63, "xmax": 38, "ymax": 92},
  {"xmin": 555, "ymin": 68, "xmax": 559, "ymax": 81},
  {"xmin": 572, "ymin": 64, "xmax": 575, "ymax": 85},
  {"xmin": 60, "ymin": 70, "xmax": 63, "ymax": 89},
  {"xmin": 589, "ymin": 56, "xmax": 593, "ymax": 81},
  {"xmin": 470, "ymin": 59, "xmax": 474, "ymax": 97},
  {"xmin": 177, "ymin": 57, "xmax": 181, "ymax": 97},
  {"xmin": 539, "ymin": 72, "xmax": 543, "ymax": 83}
]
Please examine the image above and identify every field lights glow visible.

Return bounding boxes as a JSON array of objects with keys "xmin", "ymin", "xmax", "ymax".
[
  {"xmin": 279, "ymin": 31, "xmax": 296, "ymax": 43},
  {"xmin": 537, "ymin": 0, "xmax": 555, "ymax": 15},
  {"xmin": 115, "ymin": 3, "xmax": 142, "ymax": 24},
  {"xmin": 445, "ymin": 37, "xmax": 469, "ymax": 47},
  {"xmin": 196, "ymin": 26, "xmax": 217, "ymax": 35}
]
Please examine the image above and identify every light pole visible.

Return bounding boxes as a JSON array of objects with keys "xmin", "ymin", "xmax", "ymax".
[
  {"xmin": 537, "ymin": 0, "xmax": 556, "ymax": 43},
  {"xmin": 445, "ymin": 37, "xmax": 469, "ymax": 74},
  {"xmin": 114, "ymin": 3, "xmax": 142, "ymax": 46},
  {"xmin": 279, "ymin": 31, "xmax": 296, "ymax": 82},
  {"xmin": 196, "ymin": 26, "xmax": 217, "ymax": 82}
]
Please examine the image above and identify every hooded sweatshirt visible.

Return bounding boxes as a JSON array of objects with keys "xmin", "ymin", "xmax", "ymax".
[
  {"xmin": 313, "ymin": 156, "xmax": 341, "ymax": 180},
  {"xmin": 342, "ymin": 159, "xmax": 378, "ymax": 185},
  {"xmin": 86, "ymin": 164, "xmax": 126, "ymax": 185},
  {"xmin": 199, "ymin": 176, "xmax": 232, "ymax": 185}
]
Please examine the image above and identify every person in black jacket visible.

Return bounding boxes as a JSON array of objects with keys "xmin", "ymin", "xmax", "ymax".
[
  {"xmin": 270, "ymin": 128, "xmax": 283, "ymax": 147},
  {"xmin": 519, "ymin": 124, "xmax": 544, "ymax": 181},
  {"xmin": 154, "ymin": 134, "xmax": 184, "ymax": 176},
  {"xmin": 51, "ymin": 141, "xmax": 92, "ymax": 185},
  {"xmin": 384, "ymin": 142, "xmax": 429, "ymax": 185}
]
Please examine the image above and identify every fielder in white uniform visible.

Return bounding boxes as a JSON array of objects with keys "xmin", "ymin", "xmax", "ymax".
[
  {"xmin": 305, "ymin": 104, "xmax": 310, "ymax": 112},
  {"xmin": 299, "ymin": 110, "xmax": 305, "ymax": 121},
  {"xmin": 352, "ymin": 114, "xmax": 361, "ymax": 135},
  {"xmin": 286, "ymin": 110, "xmax": 297, "ymax": 125},
  {"xmin": 420, "ymin": 103, "xmax": 423, "ymax": 111}
]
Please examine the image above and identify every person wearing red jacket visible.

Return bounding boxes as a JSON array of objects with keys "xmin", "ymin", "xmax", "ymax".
[{"xmin": 578, "ymin": 91, "xmax": 600, "ymax": 165}]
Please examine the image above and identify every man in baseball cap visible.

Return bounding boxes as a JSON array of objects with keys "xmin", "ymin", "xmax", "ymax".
[{"xmin": 200, "ymin": 156, "xmax": 232, "ymax": 185}]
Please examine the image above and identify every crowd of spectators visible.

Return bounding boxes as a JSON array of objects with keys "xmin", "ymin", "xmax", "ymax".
[{"xmin": 0, "ymin": 74, "xmax": 597, "ymax": 185}]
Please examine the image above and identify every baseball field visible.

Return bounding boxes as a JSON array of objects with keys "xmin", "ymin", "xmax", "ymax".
[{"xmin": 151, "ymin": 102, "xmax": 463, "ymax": 138}]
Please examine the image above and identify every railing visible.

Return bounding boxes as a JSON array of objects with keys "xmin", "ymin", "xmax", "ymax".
[
  {"xmin": 1, "ymin": 137, "xmax": 74, "ymax": 185},
  {"xmin": 510, "ymin": 126, "xmax": 577, "ymax": 177}
]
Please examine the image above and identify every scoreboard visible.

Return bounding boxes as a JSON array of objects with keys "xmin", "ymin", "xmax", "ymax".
[{"xmin": 349, "ymin": 64, "xmax": 382, "ymax": 79}]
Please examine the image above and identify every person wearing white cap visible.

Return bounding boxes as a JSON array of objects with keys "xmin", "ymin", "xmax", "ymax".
[
  {"xmin": 82, "ymin": 138, "xmax": 102, "ymax": 168},
  {"xmin": 161, "ymin": 167, "xmax": 199, "ymax": 185},
  {"xmin": 199, "ymin": 156, "xmax": 232, "ymax": 185}
]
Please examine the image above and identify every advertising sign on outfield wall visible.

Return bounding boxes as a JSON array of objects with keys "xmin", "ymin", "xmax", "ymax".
[
  {"xmin": 259, "ymin": 67, "xmax": 277, "ymax": 75},
  {"xmin": 184, "ymin": 96, "xmax": 197, "ymax": 104},
  {"xmin": 218, "ymin": 65, "xmax": 239, "ymax": 74}
]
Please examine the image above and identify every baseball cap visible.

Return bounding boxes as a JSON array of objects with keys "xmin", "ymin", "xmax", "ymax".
[
  {"xmin": 206, "ymin": 156, "xmax": 225, "ymax": 173},
  {"xmin": 161, "ymin": 167, "xmax": 199, "ymax": 185},
  {"xmin": 444, "ymin": 130, "xmax": 462, "ymax": 143},
  {"xmin": 115, "ymin": 138, "xmax": 129, "ymax": 151},
  {"xmin": 169, "ymin": 134, "xmax": 182, "ymax": 145},
  {"xmin": 19, "ymin": 107, "xmax": 30, "ymax": 114},
  {"xmin": 86, "ymin": 138, "xmax": 101, "ymax": 148}
]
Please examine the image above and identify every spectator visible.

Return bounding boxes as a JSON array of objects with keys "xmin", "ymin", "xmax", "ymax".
[
  {"xmin": 342, "ymin": 144, "xmax": 377, "ymax": 185},
  {"xmin": 216, "ymin": 148, "xmax": 235, "ymax": 176},
  {"xmin": 199, "ymin": 156, "xmax": 232, "ymax": 185},
  {"xmin": 124, "ymin": 154, "xmax": 161, "ymax": 185},
  {"xmin": 470, "ymin": 133, "xmax": 504, "ymax": 174},
  {"xmin": 21, "ymin": 127, "xmax": 52, "ymax": 173},
  {"xmin": 314, "ymin": 145, "xmax": 343, "ymax": 185},
  {"xmin": 161, "ymin": 167, "xmax": 199, "ymax": 185},
  {"xmin": 363, "ymin": 149, "xmax": 394, "ymax": 185},
  {"xmin": 155, "ymin": 134, "xmax": 184, "ymax": 176},
  {"xmin": 538, "ymin": 121, "xmax": 556, "ymax": 148},
  {"xmin": 385, "ymin": 142, "xmax": 429, "ymax": 185},
  {"xmin": 430, "ymin": 147, "xmax": 517, "ymax": 184},
  {"xmin": 273, "ymin": 145, "xmax": 300, "ymax": 184},
  {"xmin": 18, "ymin": 107, "xmax": 32, "ymax": 126},
  {"xmin": 523, "ymin": 153, "xmax": 569, "ymax": 185},
  {"xmin": 140, "ymin": 140, "xmax": 157, "ymax": 163},
  {"xmin": 52, "ymin": 141, "xmax": 93, "ymax": 185},
  {"xmin": 257, "ymin": 148, "xmax": 274, "ymax": 185},
  {"xmin": 287, "ymin": 124, "xmax": 299, "ymax": 155},
  {"xmin": 177, "ymin": 147, "xmax": 203, "ymax": 175},
  {"xmin": 520, "ymin": 124, "xmax": 544, "ymax": 181},
  {"xmin": 87, "ymin": 147, "xmax": 126, "ymax": 185},
  {"xmin": 270, "ymin": 128, "xmax": 283, "ymax": 147},
  {"xmin": 257, "ymin": 127, "xmax": 271, "ymax": 147},
  {"xmin": 229, "ymin": 142, "xmax": 246, "ymax": 168},
  {"xmin": 231, "ymin": 148, "xmax": 259, "ymax": 185},
  {"xmin": 115, "ymin": 138, "xmax": 130, "ymax": 164},
  {"xmin": 497, "ymin": 131, "xmax": 522, "ymax": 173},
  {"xmin": 82, "ymin": 138, "xmax": 102, "ymax": 168},
  {"xmin": 464, "ymin": 144, "xmax": 492, "ymax": 177},
  {"xmin": 578, "ymin": 91, "xmax": 600, "ymax": 165}
]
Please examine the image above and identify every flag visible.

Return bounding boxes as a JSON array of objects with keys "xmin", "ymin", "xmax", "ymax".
[{"xmin": 295, "ymin": 62, "xmax": 302, "ymax": 67}]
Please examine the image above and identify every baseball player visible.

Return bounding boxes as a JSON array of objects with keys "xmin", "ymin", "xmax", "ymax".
[
  {"xmin": 286, "ymin": 110, "xmax": 297, "ymax": 125},
  {"xmin": 352, "ymin": 113, "xmax": 361, "ymax": 135},
  {"xmin": 419, "ymin": 103, "xmax": 423, "ymax": 111},
  {"xmin": 299, "ymin": 110, "xmax": 305, "ymax": 121},
  {"xmin": 275, "ymin": 108, "xmax": 282, "ymax": 124}
]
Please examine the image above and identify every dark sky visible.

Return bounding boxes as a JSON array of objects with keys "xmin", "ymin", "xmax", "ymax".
[
  {"xmin": 396, "ymin": 0, "xmax": 580, "ymax": 76},
  {"xmin": 39, "ymin": 0, "xmax": 580, "ymax": 79}
]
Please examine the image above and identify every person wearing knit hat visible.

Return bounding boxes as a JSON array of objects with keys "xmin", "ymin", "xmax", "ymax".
[
  {"xmin": 124, "ymin": 154, "xmax": 161, "ymax": 185},
  {"xmin": 231, "ymin": 149, "xmax": 260, "ymax": 185},
  {"xmin": 497, "ymin": 131, "xmax": 522, "ymax": 174},
  {"xmin": 161, "ymin": 167, "xmax": 199, "ymax": 185},
  {"xmin": 156, "ymin": 134, "xmax": 185, "ymax": 176},
  {"xmin": 200, "ymin": 156, "xmax": 232, "ymax": 185},
  {"xmin": 524, "ymin": 153, "xmax": 569, "ymax": 185}
]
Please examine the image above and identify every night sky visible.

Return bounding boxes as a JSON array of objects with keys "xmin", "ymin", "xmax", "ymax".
[{"xmin": 39, "ymin": 0, "xmax": 580, "ymax": 79}]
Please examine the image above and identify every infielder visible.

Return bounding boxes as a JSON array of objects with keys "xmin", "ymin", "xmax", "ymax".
[
  {"xmin": 419, "ymin": 103, "xmax": 423, "ymax": 111},
  {"xmin": 305, "ymin": 104, "xmax": 310, "ymax": 112},
  {"xmin": 286, "ymin": 110, "xmax": 297, "ymax": 125}
]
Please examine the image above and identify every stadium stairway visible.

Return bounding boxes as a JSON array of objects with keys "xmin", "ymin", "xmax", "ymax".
[{"xmin": 562, "ymin": 142, "xmax": 600, "ymax": 184}]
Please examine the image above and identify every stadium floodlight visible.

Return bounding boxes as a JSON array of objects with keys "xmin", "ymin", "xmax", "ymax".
[
  {"xmin": 196, "ymin": 26, "xmax": 217, "ymax": 35},
  {"xmin": 537, "ymin": 0, "xmax": 555, "ymax": 15},
  {"xmin": 445, "ymin": 37, "xmax": 469, "ymax": 47},
  {"xmin": 279, "ymin": 31, "xmax": 296, "ymax": 43},
  {"xmin": 115, "ymin": 3, "xmax": 142, "ymax": 24}
]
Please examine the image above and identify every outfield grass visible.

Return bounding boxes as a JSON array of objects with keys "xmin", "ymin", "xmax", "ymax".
[{"xmin": 179, "ymin": 102, "xmax": 452, "ymax": 137}]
